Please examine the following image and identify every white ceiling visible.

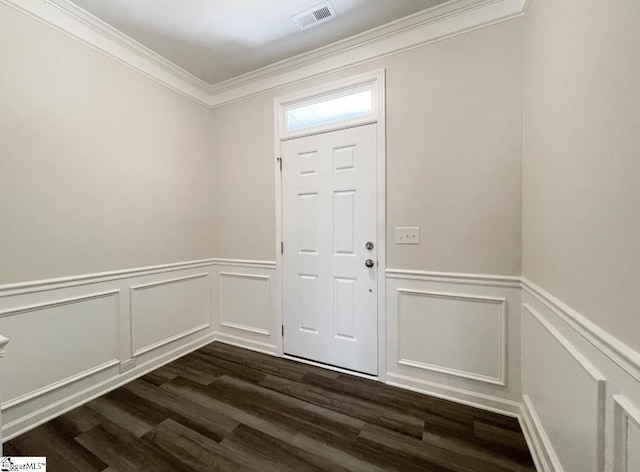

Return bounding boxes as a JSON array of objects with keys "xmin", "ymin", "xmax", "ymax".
[{"xmin": 69, "ymin": 0, "xmax": 448, "ymax": 86}]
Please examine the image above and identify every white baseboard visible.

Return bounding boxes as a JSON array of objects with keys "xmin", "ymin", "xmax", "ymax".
[
  {"xmin": 386, "ymin": 372, "xmax": 521, "ymax": 417},
  {"xmin": 2, "ymin": 332, "xmax": 216, "ymax": 441},
  {"xmin": 215, "ymin": 332, "xmax": 278, "ymax": 357}
]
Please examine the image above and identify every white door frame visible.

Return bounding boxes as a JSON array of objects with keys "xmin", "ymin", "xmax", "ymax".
[{"xmin": 273, "ymin": 69, "xmax": 387, "ymax": 381}]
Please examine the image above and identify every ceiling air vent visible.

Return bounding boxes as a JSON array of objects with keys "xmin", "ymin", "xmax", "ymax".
[{"xmin": 292, "ymin": 1, "xmax": 338, "ymax": 31}]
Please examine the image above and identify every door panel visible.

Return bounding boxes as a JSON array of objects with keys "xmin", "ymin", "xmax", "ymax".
[{"xmin": 282, "ymin": 124, "xmax": 377, "ymax": 375}]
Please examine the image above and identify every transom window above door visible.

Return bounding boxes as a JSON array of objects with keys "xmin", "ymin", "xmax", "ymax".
[
  {"xmin": 278, "ymin": 72, "xmax": 382, "ymax": 139},
  {"xmin": 286, "ymin": 89, "xmax": 372, "ymax": 132}
]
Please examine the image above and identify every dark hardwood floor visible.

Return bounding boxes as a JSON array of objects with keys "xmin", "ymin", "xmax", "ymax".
[{"xmin": 5, "ymin": 342, "xmax": 536, "ymax": 471}]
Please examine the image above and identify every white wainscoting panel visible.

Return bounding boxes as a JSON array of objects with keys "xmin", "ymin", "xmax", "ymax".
[
  {"xmin": 521, "ymin": 304, "xmax": 605, "ymax": 472},
  {"xmin": 130, "ymin": 273, "xmax": 211, "ymax": 357},
  {"xmin": 0, "ymin": 291, "xmax": 120, "ymax": 407},
  {"xmin": 614, "ymin": 395, "xmax": 640, "ymax": 472},
  {"xmin": 219, "ymin": 273, "xmax": 270, "ymax": 335},
  {"xmin": 0, "ymin": 259, "xmax": 278, "ymax": 441},
  {"xmin": 213, "ymin": 264, "xmax": 278, "ymax": 356},
  {"xmin": 386, "ymin": 270, "xmax": 521, "ymax": 416},
  {"xmin": 398, "ymin": 289, "xmax": 506, "ymax": 385},
  {"xmin": 520, "ymin": 282, "xmax": 640, "ymax": 472}
]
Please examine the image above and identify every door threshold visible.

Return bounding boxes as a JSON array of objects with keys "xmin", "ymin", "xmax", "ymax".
[{"xmin": 283, "ymin": 353, "xmax": 379, "ymax": 381}]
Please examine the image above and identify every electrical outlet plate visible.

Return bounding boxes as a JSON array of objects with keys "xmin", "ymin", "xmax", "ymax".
[
  {"xmin": 395, "ymin": 226, "xmax": 420, "ymax": 244},
  {"xmin": 119, "ymin": 359, "xmax": 136, "ymax": 373}
]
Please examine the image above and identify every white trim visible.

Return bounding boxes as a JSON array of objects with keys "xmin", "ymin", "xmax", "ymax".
[
  {"xmin": 387, "ymin": 268, "xmax": 521, "ymax": 287},
  {"xmin": 397, "ymin": 289, "xmax": 507, "ymax": 386},
  {"xmin": 274, "ymin": 69, "xmax": 387, "ymax": 380},
  {"xmin": 213, "ymin": 259, "xmax": 276, "ymax": 269},
  {"xmin": 1, "ymin": 359, "xmax": 120, "ymax": 410},
  {"xmin": 219, "ymin": 322, "xmax": 270, "ymax": 336},
  {"xmin": 129, "ymin": 272, "xmax": 212, "ymax": 357},
  {"xmin": 129, "ymin": 272, "xmax": 209, "ymax": 291},
  {"xmin": 0, "ymin": 290, "xmax": 120, "ymax": 318},
  {"xmin": 520, "ymin": 394, "xmax": 563, "ymax": 472},
  {"xmin": 1, "ymin": 0, "xmax": 527, "ymax": 108},
  {"xmin": 614, "ymin": 395, "xmax": 640, "ymax": 472},
  {"xmin": 522, "ymin": 303, "xmax": 606, "ymax": 472},
  {"xmin": 522, "ymin": 303, "xmax": 606, "ymax": 384},
  {"xmin": 0, "ymin": 0, "xmax": 210, "ymax": 106},
  {"xmin": 214, "ymin": 332, "xmax": 278, "ymax": 357},
  {"xmin": 207, "ymin": 0, "xmax": 527, "ymax": 107},
  {"xmin": 277, "ymin": 77, "xmax": 380, "ymax": 140},
  {"xmin": 132, "ymin": 323, "xmax": 210, "ymax": 358},
  {"xmin": 218, "ymin": 272, "xmax": 272, "ymax": 336},
  {"xmin": 518, "ymin": 400, "xmax": 547, "ymax": 472},
  {"xmin": 522, "ymin": 278, "xmax": 640, "ymax": 383},
  {"xmin": 1, "ymin": 332, "xmax": 217, "ymax": 442},
  {"xmin": 386, "ymin": 371, "xmax": 521, "ymax": 417},
  {"xmin": 0, "ymin": 259, "xmax": 275, "ymax": 297},
  {"xmin": 0, "ymin": 335, "xmax": 8, "ymax": 358}
]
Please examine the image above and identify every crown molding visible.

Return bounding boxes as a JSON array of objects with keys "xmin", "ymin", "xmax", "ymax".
[
  {"xmin": 1, "ymin": 0, "xmax": 211, "ymax": 106},
  {"xmin": 207, "ymin": 0, "xmax": 527, "ymax": 107},
  {"xmin": 2, "ymin": 0, "xmax": 527, "ymax": 108}
]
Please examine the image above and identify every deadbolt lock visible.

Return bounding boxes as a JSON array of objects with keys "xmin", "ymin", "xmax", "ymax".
[{"xmin": 365, "ymin": 241, "xmax": 374, "ymax": 250}]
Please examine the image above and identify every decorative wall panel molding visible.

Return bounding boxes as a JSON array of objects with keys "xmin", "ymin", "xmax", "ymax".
[
  {"xmin": 130, "ymin": 273, "xmax": 211, "ymax": 357},
  {"xmin": 0, "ymin": 259, "xmax": 275, "ymax": 441},
  {"xmin": 397, "ymin": 289, "xmax": 506, "ymax": 386},
  {"xmin": 218, "ymin": 272, "xmax": 271, "ymax": 335},
  {"xmin": 522, "ymin": 278, "xmax": 640, "ymax": 384},
  {"xmin": 1, "ymin": 261, "xmax": 639, "ymax": 472},
  {"xmin": 213, "ymin": 264, "xmax": 279, "ymax": 356},
  {"xmin": 385, "ymin": 269, "xmax": 522, "ymax": 417},
  {"xmin": 614, "ymin": 395, "xmax": 640, "ymax": 472},
  {"xmin": 0, "ymin": 291, "xmax": 120, "ymax": 407},
  {"xmin": 521, "ymin": 303, "xmax": 605, "ymax": 472},
  {"xmin": 0, "ymin": 0, "xmax": 527, "ymax": 107}
]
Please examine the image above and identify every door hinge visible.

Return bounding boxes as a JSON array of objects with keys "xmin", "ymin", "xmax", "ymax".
[
  {"xmin": 281, "ymin": 324, "xmax": 284, "ymax": 337},
  {"xmin": 281, "ymin": 241, "xmax": 284, "ymax": 254},
  {"xmin": 277, "ymin": 157, "xmax": 282, "ymax": 171}
]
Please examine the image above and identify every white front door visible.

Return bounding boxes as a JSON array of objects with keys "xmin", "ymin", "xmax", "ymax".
[{"xmin": 282, "ymin": 124, "xmax": 378, "ymax": 375}]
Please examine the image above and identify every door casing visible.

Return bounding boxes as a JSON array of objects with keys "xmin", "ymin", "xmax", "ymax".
[{"xmin": 273, "ymin": 69, "xmax": 387, "ymax": 382}]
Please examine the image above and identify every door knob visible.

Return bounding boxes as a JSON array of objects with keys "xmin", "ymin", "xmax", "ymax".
[{"xmin": 365, "ymin": 259, "xmax": 375, "ymax": 268}]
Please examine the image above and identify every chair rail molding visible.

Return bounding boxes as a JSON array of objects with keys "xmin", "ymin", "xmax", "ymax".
[
  {"xmin": 1, "ymin": 0, "xmax": 527, "ymax": 108},
  {"xmin": 521, "ymin": 278, "xmax": 640, "ymax": 384}
]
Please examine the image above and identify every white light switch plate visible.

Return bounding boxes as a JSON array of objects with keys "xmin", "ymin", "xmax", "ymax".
[{"xmin": 395, "ymin": 226, "xmax": 420, "ymax": 244}]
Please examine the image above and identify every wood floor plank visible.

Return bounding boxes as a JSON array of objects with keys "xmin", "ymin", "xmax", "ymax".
[
  {"xmin": 474, "ymin": 419, "xmax": 530, "ymax": 451},
  {"xmin": 10, "ymin": 424, "xmax": 106, "ymax": 472},
  {"xmin": 421, "ymin": 430, "xmax": 536, "ymax": 472},
  {"xmin": 86, "ymin": 394, "xmax": 158, "ymax": 438},
  {"xmin": 259, "ymin": 373, "xmax": 426, "ymax": 438},
  {"xmin": 122, "ymin": 377, "xmax": 240, "ymax": 441},
  {"xmin": 360, "ymin": 423, "xmax": 521, "ymax": 472},
  {"xmin": 76, "ymin": 421, "xmax": 187, "ymax": 472},
  {"xmin": 142, "ymin": 418, "xmax": 255, "ymax": 472},
  {"xmin": 161, "ymin": 376, "xmax": 385, "ymax": 472},
  {"xmin": 5, "ymin": 341, "xmax": 535, "ymax": 472},
  {"xmin": 221, "ymin": 423, "xmax": 344, "ymax": 472}
]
